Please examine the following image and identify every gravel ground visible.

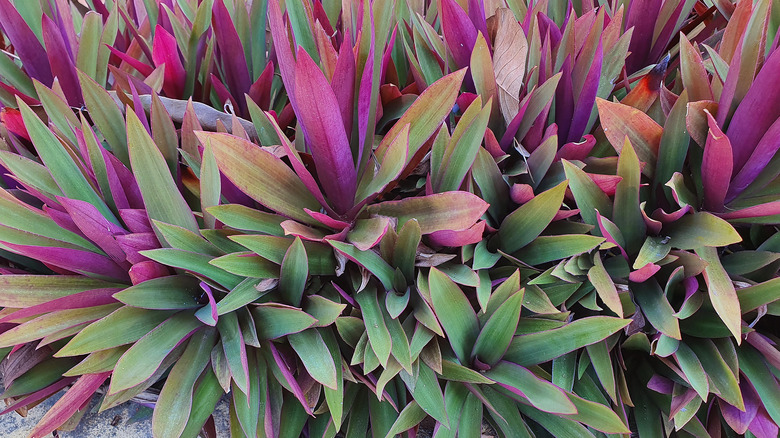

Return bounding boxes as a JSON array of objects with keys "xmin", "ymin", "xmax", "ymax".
[{"xmin": 0, "ymin": 390, "xmax": 230, "ymax": 438}]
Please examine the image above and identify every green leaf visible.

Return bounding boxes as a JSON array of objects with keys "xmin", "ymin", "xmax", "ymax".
[
  {"xmin": 113, "ymin": 276, "xmax": 202, "ymax": 309},
  {"xmin": 688, "ymin": 338, "xmax": 743, "ymax": 410},
  {"xmin": 634, "ymin": 236, "xmax": 672, "ymax": 269},
  {"xmin": 18, "ymin": 100, "xmax": 117, "ymax": 225},
  {"xmin": 353, "ymin": 284, "xmax": 392, "ymax": 366},
  {"xmin": 433, "ymin": 96, "xmax": 492, "ymax": 192},
  {"xmin": 411, "ymin": 362, "xmax": 449, "ymax": 425},
  {"xmin": 375, "ymin": 69, "xmax": 466, "ymax": 166},
  {"xmin": 109, "ymin": 312, "xmax": 202, "ymax": 393},
  {"xmin": 675, "ymin": 342, "xmax": 710, "ymax": 400},
  {"xmin": 633, "ymin": 280, "xmax": 681, "ymax": 340},
  {"xmin": 440, "ymin": 360, "xmax": 494, "ymax": 384},
  {"xmin": 0, "ymin": 151, "xmax": 62, "ymax": 199},
  {"xmin": 329, "ymin": 240, "xmax": 395, "ymax": 291},
  {"xmin": 472, "ymin": 289, "xmax": 524, "ymax": 365},
  {"xmin": 197, "ymin": 132, "xmax": 320, "ymax": 225},
  {"xmin": 588, "ymin": 253, "xmax": 623, "ymax": 317},
  {"xmin": 487, "ymin": 361, "xmax": 576, "ymax": 414},
  {"xmin": 696, "ymin": 246, "xmax": 742, "ymax": 342},
  {"xmin": 0, "ymin": 188, "xmax": 99, "ymax": 252},
  {"xmin": 289, "ymin": 329, "xmax": 338, "ymax": 390},
  {"xmin": 64, "ymin": 346, "xmax": 127, "ymax": 377},
  {"xmin": 513, "ymin": 235, "xmax": 605, "ymax": 265},
  {"xmin": 33, "ymin": 81, "xmax": 78, "ymax": 145},
  {"xmin": 128, "ymin": 111, "xmax": 198, "ymax": 237},
  {"xmin": 505, "ymin": 316, "xmax": 629, "ymax": 365},
  {"xmin": 230, "ymin": 235, "xmax": 336, "ymax": 275},
  {"xmin": 0, "ymin": 304, "xmax": 120, "ymax": 348},
  {"xmin": 75, "ymin": 12, "xmax": 102, "ymax": 81},
  {"xmin": 562, "ymin": 160, "xmax": 612, "ymax": 229},
  {"xmin": 739, "ymin": 345, "xmax": 780, "ymax": 425},
  {"xmin": 2, "ymin": 358, "xmax": 79, "ymax": 398},
  {"xmin": 383, "ymin": 401, "xmax": 426, "ymax": 438},
  {"xmin": 214, "ymin": 279, "xmax": 271, "ymax": 317},
  {"xmin": 56, "ymin": 307, "xmax": 174, "ymax": 357},
  {"xmin": 664, "ymin": 212, "xmax": 742, "ymax": 249},
  {"xmin": 428, "ymin": 268, "xmax": 479, "ymax": 364},
  {"xmin": 79, "ymin": 71, "xmax": 129, "ymax": 166},
  {"xmin": 355, "ymin": 125, "xmax": 409, "ymax": 203},
  {"xmin": 140, "ymin": 249, "xmax": 243, "ymax": 289},
  {"xmin": 279, "ymin": 237, "xmax": 308, "ymax": 306},
  {"xmin": 517, "ymin": 402, "xmax": 597, "ymax": 438},
  {"xmin": 127, "ymin": 111, "xmax": 198, "ymax": 233},
  {"xmin": 251, "ymin": 303, "xmax": 317, "ymax": 339},
  {"xmin": 499, "ymin": 181, "xmax": 568, "ymax": 253},
  {"xmin": 613, "ymin": 139, "xmax": 646, "ymax": 252},
  {"xmin": 567, "ymin": 393, "xmax": 630, "ymax": 433},
  {"xmin": 179, "ymin": 369, "xmax": 223, "ymax": 438},
  {"xmin": 737, "ymin": 277, "xmax": 780, "ymax": 313},
  {"xmin": 152, "ymin": 328, "xmax": 215, "ymax": 438},
  {"xmin": 206, "ymin": 204, "xmax": 285, "ymax": 235},
  {"xmin": 216, "ymin": 312, "xmax": 250, "ymax": 395},
  {"xmin": 208, "ymin": 252, "xmax": 280, "ymax": 278}
]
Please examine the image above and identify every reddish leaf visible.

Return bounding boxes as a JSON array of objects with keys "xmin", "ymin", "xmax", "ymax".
[
  {"xmin": 151, "ymin": 25, "xmax": 185, "ymax": 98},
  {"xmin": 701, "ymin": 111, "xmax": 732, "ymax": 212},
  {"xmin": 440, "ymin": 0, "xmax": 478, "ymax": 68},
  {"xmin": 294, "ymin": 48, "xmax": 357, "ymax": 214},
  {"xmin": 42, "ymin": 15, "xmax": 81, "ymax": 106},
  {"xmin": 28, "ymin": 372, "xmax": 110, "ymax": 438},
  {"xmin": 212, "ymin": 0, "xmax": 251, "ymax": 114},
  {"xmin": 0, "ymin": 0, "xmax": 53, "ymax": 84}
]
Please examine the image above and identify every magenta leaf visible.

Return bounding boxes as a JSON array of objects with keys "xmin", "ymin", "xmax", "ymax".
[{"xmin": 293, "ymin": 48, "xmax": 357, "ymax": 214}]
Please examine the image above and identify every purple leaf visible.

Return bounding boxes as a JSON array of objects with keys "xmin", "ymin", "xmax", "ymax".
[
  {"xmin": 440, "ymin": 0, "xmax": 478, "ymax": 69},
  {"xmin": 59, "ymin": 197, "xmax": 129, "ymax": 265},
  {"xmin": 557, "ymin": 135, "xmax": 596, "ymax": 161},
  {"xmin": 0, "ymin": 377, "xmax": 76, "ymax": 416},
  {"xmin": 269, "ymin": 343, "xmax": 314, "ymax": 415},
  {"xmin": 0, "ymin": 288, "xmax": 120, "ymax": 324},
  {"xmin": 567, "ymin": 40, "xmax": 603, "ymax": 143},
  {"xmin": 212, "ymin": 0, "xmax": 251, "ymax": 113},
  {"xmin": 2, "ymin": 243, "xmax": 129, "ymax": 282},
  {"xmin": 119, "ymin": 209, "xmax": 154, "ymax": 233},
  {"xmin": 749, "ymin": 408, "xmax": 779, "ymax": 438},
  {"xmin": 356, "ymin": 24, "xmax": 375, "ymax": 169},
  {"xmin": 152, "ymin": 25, "xmax": 185, "ymax": 98},
  {"xmin": 41, "ymin": 15, "xmax": 82, "ymax": 106},
  {"xmin": 727, "ymin": 117, "xmax": 780, "ymax": 201},
  {"xmin": 428, "ymin": 221, "xmax": 485, "ymax": 247},
  {"xmin": 725, "ymin": 48, "xmax": 780, "ymax": 174},
  {"xmin": 0, "ymin": 0, "xmax": 53, "ymax": 84},
  {"xmin": 116, "ymin": 232, "xmax": 160, "ymax": 264},
  {"xmin": 268, "ymin": 0, "xmax": 298, "ymax": 111},
  {"xmin": 294, "ymin": 48, "xmax": 357, "ymax": 214},
  {"xmin": 555, "ymin": 58, "xmax": 575, "ymax": 143},
  {"xmin": 624, "ymin": 0, "xmax": 661, "ymax": 73},
  {"xmin": 721, "ymin": 382, "xmax": 760, "ymax": 435},
  {"xmin": 128, "ymin": 260, "xmax": 170, "ymax": 285},
  {"xmin": 331, "ymin": 31, "xmax": 355, "ymax": 138},
  {"xmin": 196, "ymin": 282, "xmax": 218, "ymax": 326},
  {"xmin": 249, "ymin": 61, "xmax": 275, "ymax": 111},
  {"xmin": 468, "ymin": 0, "xmax": 490, "ymax": 49},
  {"xmin": 106, "ymin": 45, "xmax": 155, "ymax": 76},
  {"xmin": 718, "ymin": 200, "xmax": 780, "ymax": 220},
  {"xmin": 629, "ymin": 263, "xmax": 661, "ymax": 282},
  {"xmin": 701, "ymin": 111, "xmax": 733, "ymax": 212},
  {"xmin": 28, "ymin": 372, "xmax": 110, "ymax": 438}
]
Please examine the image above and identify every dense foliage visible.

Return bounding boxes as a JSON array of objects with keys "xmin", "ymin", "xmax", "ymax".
[{"xmin": 0, "ymin": 0, "xmax": 779, "ymax": 437}]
